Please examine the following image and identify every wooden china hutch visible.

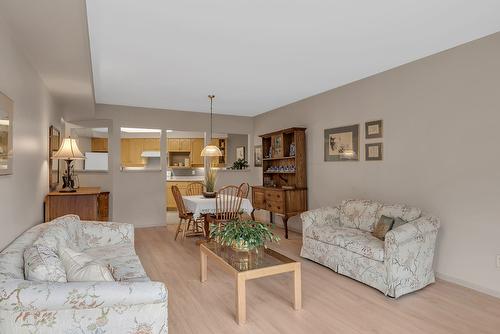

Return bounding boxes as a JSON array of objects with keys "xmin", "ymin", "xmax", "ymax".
[{"xmin": 252, "ymin": 127, "xmax": 307, "ymax": 238}]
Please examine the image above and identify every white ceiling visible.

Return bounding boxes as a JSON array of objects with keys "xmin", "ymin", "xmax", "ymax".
[{"xmin": 86, "ymin": 0, "xmax": 500, "ymax": 116}]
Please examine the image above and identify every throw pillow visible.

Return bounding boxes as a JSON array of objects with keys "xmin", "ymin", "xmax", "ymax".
[
  {"xmin": 59, "ymin": 247, "xmax": 114, "ymax": 282},
  {"xmin": 24, "ymin": 245, "xmax": 67, "ymax": 282},
  {"xmin": 372, "ymin": 215, "xmax": 394, "ymax": 241},
  {"xmin": 391, "ymin": 217, "xmax": 406, "ymax": 230}
]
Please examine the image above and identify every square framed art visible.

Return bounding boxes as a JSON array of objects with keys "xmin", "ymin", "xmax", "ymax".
[
  {"xmin": 365, "ymin": 142, "xmax": 383, "ymax": 161},
  {"xmin": 324, "ymin": 124, "xmax": 359, "ymax": 161},
  {"xmin": 365, "ymin": 120, "xmax": 383, "ymax": 139}
]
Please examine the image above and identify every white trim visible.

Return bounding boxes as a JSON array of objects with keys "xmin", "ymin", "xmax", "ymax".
[{"xmin": 436, "ymin": 272, "xmax": 500, "ymax": 299}]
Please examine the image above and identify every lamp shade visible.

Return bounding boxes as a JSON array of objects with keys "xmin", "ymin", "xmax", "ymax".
[
  {"xmin": 200, "ymin": 145, "xmax": 222, "ymax": 157},
  {"xmin": 52, "ymin": 138, "xmax": 85, "ymax": 160}
]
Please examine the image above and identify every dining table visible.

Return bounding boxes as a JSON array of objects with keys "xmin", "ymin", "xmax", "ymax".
[{"xmin": 182, "ymin": 194, "xmax": 255, "ymax": 238}]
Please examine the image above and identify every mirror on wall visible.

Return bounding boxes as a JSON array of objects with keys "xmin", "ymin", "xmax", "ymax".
[
  {"xmin": 69, "ymin": 126, "xmax": 109, "ymax": 172},
  {"xmin": 120, "ymin": 127, "xmax": 161, "ymax": 171},
  {"xmin": 213, "ymin": 133, "xmax": 249, "ymax": 169},
  {"xmin": 0, "ymin": 92, "xmax": 13, "ymax": 175},
  {"xmin": 49, "ymin": 126, "xmax": 61, "ymax": 190}
]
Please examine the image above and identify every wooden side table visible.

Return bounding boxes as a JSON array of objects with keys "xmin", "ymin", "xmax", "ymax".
[{"xmin": 44, "ymin": 187, "xmax": 110, "ymax": 222}]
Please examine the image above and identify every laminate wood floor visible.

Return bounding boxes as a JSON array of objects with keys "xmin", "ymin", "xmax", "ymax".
[{"xmin": 135, "ymin": 226, "xmax": 500, "ymax": 334}]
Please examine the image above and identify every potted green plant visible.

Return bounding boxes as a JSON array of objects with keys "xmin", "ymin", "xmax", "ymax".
[
  {"xmin": 202, "ymin": 167, "xmax": 217, "ymax": 198},
  {"xmin": 229, "ymin": 158, "xmax": 249, "ymax": 170},
  {"xmin": 210, "ymin": 220, "xmax": 280, "ymax": 251}
]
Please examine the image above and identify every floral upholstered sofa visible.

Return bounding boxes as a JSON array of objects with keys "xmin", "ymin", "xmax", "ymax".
[
  {"xmin": 300, "ymin": 199, "xmax": 440, "ymax": 298},
  {"xmin": 0, "ymin": 215, "xmax": 168, "ymax": 333}
]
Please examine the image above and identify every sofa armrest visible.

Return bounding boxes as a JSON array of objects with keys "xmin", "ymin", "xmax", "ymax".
[
  {"xmin": 301, "ymin": 207, "xmax": 340, "ymax": 233},
  {"xmin": 79, "ymin": 221, "xmax": 135, "ymax": 249},
  {"xmin": 385, "ymin": 215, "xmax": 440, "ymax": 246},
  {"xmin": 0, "ymin": 280, "xmax": 167, "ymax": 312},
  {"xmin": 384, "ymin": 215, "xmax": 440, "ymax": 298}
]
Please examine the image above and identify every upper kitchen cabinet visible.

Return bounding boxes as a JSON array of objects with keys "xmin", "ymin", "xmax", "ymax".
[
  {"xmin": 120, "ymin": 128, "xmax": 161, "ymax": 170},
  {"xmin": 168, "ymin": 138, "xmax": 191, "ymax": 152},
  {"xmin": 190, "ymin": 138, "xmax": 204, "ymax": 166}
]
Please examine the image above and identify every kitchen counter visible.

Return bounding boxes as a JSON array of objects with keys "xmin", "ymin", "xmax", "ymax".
[{"xmin": 166, "ymin": 176, "xmax": 204, "ymax": 181}]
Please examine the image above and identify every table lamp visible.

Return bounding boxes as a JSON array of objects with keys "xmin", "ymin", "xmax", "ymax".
[{"xmin": 52, "ymin": 137, "xmax": 85, "ymax": 192}]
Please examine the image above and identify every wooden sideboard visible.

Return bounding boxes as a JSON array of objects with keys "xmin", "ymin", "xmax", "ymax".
[
  {"xmin": 252, "ymin": 127, "xmax": 308, "ymax": 239},
  {"xmin": 44, "ymin": 187, "xmax": 110, "ymax": 222},
  {"xmin": 252, "ymin": 186, "xmax": 307, "ymax": 239}
]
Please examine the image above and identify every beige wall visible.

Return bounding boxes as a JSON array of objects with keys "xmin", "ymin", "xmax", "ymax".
[
  {"xmin": 0, "ymin": 15, "xmax": 62, "ymax": 249},
  {"xmin": 78, "ymin": 104, "xmax": 258, "ymax": 227},
  {"xmin": 253, "ymin": 32, "xmax": 500, "ymax": 297}
]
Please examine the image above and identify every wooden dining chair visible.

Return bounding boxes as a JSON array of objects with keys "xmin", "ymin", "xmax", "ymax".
[
  {"xmin": 186, "ymin": 182, "xmax": 203, "ymax": 196},
  {"xmin": 208, "ymin": 185, "xmax": 243, "ymax": 238},
  {"xmin": 172, "ymin": 185, "xmax": 204, "ymax": 241},
  {"xmin": 237, "ymin": 182, "xmax": 250, "ymax": 198}
]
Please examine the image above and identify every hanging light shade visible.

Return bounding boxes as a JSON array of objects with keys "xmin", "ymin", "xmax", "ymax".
[
  {"xmin": 201, "ymin": 145, "xmax": 222, "ymax": 157},
  {"xmin": 201, "ymin": 94, "xmax": 222, "ymax": 157}
]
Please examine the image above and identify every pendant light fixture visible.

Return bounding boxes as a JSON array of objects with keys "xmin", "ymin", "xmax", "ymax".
[{"xmin": 201, "ymin": 94, "xmax": 223, "ymax": 157}]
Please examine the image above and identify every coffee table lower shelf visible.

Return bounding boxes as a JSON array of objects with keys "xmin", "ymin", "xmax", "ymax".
[{"xmin": 199, "ymin": 242, "xmax": 302, "ymax": 325}]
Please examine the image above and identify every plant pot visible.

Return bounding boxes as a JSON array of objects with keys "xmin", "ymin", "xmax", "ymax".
[
  {"xmin": 231, "ymin": 239, "xmax": 251, "ymax": 252},
  {"xmin": 203, "ymin": 191, "xmax": 216, "ymax": 198}
]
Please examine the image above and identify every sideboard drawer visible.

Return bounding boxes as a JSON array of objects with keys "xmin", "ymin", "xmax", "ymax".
[
  {"xmin": 265, "ymin": 190, "xmax": 284, "ymax": 202},
  {"xmin": 266, "ymin": 200, "xmax": 285, "ymax": 214},
  {"xmin": 252, "ymin": 187, "xmax": 267, "ymax": 210}
]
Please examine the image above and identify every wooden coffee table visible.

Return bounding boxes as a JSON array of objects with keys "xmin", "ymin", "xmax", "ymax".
[{"xmin": 200, "ymin": 242, "xmax": 301, "ymax": 325}]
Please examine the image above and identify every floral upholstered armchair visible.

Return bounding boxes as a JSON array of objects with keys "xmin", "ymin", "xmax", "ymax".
[
  {"xmin": 0, "ymin": 215, "xmax": 168, "ymax": 333},
  {"xmin": 300, "ymin": 200, "xmax": 440, "ymax": 298}
]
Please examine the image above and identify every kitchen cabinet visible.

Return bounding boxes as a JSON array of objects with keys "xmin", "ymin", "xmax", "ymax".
[
  {"xmin": 168, "ymin": 138, "xmax": 191, "ymax": 152},
  {"xmin": 91, "ymin": 138, "xmax": 108, "ymax": 152},
  {"xmin": 179, "ymin": 139, "xmax": 191, "ymax": 151},
  {"xmin": 121, "ymin": 138, "xmax": 161, "ymax": 167},
  {"xmin": 143, "ymin": 138, "xmax": 160, "ymax": 151},
  {"xmin": 168, "ymin": 138, "xmax": 179, "ymax": 151},
  {"xmin": 190, "ymin": 138, "xmax": 205, "ymax": 166},
  {"xmin": 166, "ymin": 181, "xmax": 191, "ymax": 210}
]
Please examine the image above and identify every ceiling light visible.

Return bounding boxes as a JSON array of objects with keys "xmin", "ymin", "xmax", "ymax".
[{"xmin": 201, "ymin": 95, "xmax": 222, "ymax": 157}]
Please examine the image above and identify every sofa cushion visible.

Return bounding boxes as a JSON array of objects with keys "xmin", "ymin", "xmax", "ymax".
[
  {"xmin": 380, "ymin": 204, "xmax": 421, "ymax": 222},
  {"xmin": 108, "ymin": 256, "xmax": 149, "ymax": 282},
  {"xmin": 391, "ymin": 217, "xmax": 406, "ymax": 230},
  {"xmin": 33, "ymin": 215, "xmax": 81, "ymax": 251},
  {"xmin": 60, "ymin": 247, "xmax": 114, "ymax": 282},
  {"xmin": 24, "ymin": 245, "xmax": 67, "ymax": 282},
  {"xmin": 306, "ymin": 224, "xmax": 385, "ymax": 262},
  {"xmin": 84, "ymin": 244, "xmax": 149, "ymax": 282},
  {"xmin": 372, "ymin": 215, "xmax": 394, "ymax": 241},
  {"xmin": 339, "ymin": 200, "xmax": 382, "ymax": 232}
]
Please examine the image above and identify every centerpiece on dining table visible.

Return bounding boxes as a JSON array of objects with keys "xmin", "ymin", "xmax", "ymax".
[
  {"xmin": 210, "ymin": 219, "xmax": 280, "ymax": 252},
  {"xmin": 202, "ymin": 167, "xmax": 217, "ymax": 198}
]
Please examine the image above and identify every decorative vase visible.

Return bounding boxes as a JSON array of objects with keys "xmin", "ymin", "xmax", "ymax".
[{"xmin": 203, "ymin": 191, "xmax": 216, "ymax": 198}]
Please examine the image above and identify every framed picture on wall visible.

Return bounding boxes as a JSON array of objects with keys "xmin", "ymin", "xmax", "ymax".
[
  {"xmin": 236, "ymin": 146, "xmax": 245, "ymax": 160},
  {"xmin": 254, "ymin": 145, "xmax": 262, "ymax": 167},
  {"xmin": 324, "ymin": 124, "xmax": 359, "ymax": 161},
  {"xmin": 365, "ymin": 143, "xmax": 383, "ymax": 161},
  {"xmin": 0, "ymin": 91, "xmax": 13, "ymax": 175},
  {"xmin": 365, "ymin": 120, "xmax": 383, "ymax": 139},
  {"xmin": 49, "ymin": 125, "xmax": 61, "ymax": 190}
]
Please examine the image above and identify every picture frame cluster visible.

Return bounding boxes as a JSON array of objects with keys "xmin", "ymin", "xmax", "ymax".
[{"xmin": 323, "ymin": 119, "xmax": 383, "ymax": 162}]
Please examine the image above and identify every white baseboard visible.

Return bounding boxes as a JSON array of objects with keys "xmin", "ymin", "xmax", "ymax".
[{"xmin": 436, "ymin": 272, "xmax": 500, "ymax": 299}]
